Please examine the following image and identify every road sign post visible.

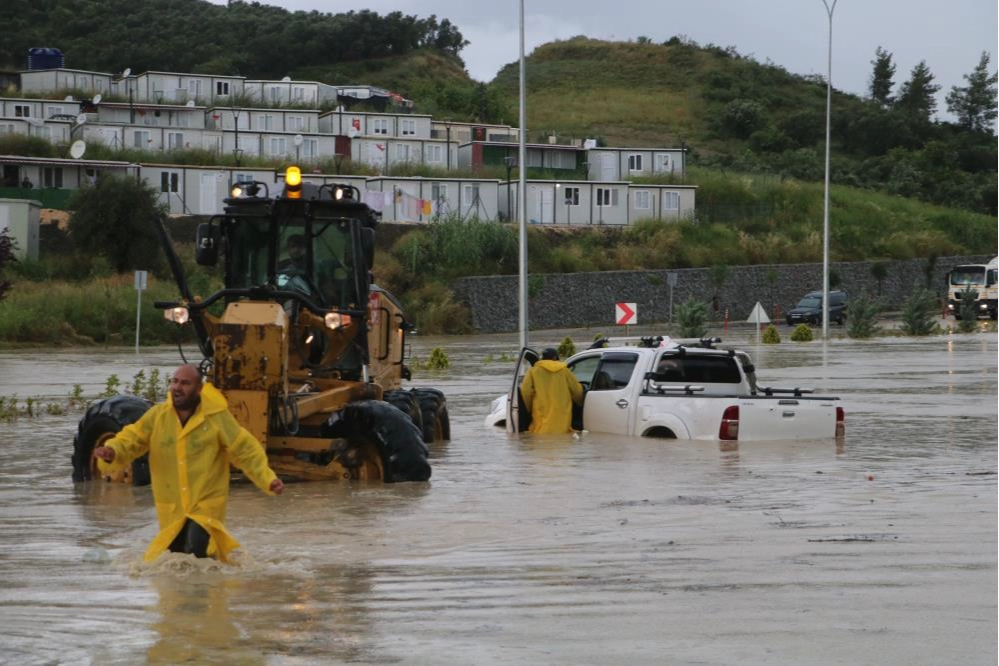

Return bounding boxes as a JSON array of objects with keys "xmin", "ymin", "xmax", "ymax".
[
  {"xmin": 747, "ymin": 301, "xmax": 771, "ymax": 345},
  {"xmin": 616, "ymin": 302, "xmax": 637, "ymax": 334},
  {"xmin": 667, "ymin": 272, "xmax": 678, "ymax": 324},
  {"xmin": 134, "ymin": 270, "xmax": 148, "ymax": 354}
]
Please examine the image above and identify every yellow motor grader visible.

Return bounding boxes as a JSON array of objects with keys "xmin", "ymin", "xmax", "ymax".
[{"xmin": 72, "ymin": 167, "xmax": 447, "ymax": 485}]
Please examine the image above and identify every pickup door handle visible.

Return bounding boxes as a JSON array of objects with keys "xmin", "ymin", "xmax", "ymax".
[{"xmin": 615, "ymin": 399, "xmax": 629, "ymax": 409}]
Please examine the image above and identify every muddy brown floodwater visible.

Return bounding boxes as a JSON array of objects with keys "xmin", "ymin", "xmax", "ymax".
[{"xmin": 0, "ymin": 328, "xmax": 995, "ymax": 665}]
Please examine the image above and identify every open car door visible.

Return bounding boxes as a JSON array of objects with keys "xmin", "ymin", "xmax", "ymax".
[{"xmin": 506, "ymin": 347, "xmax": 539, "ymax": 433}]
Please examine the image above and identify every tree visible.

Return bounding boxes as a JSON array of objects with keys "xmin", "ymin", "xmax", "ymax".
[
  {"xmin": 0, "ymin": 227, "xmax": 16, "ymax": 302},
  {"xmin": 945, "ymin": 51, "xmax": 998, "ymax": 133},
  {"xmin": 67, "ymin": 175, "xmax": 165, "ymax": 273},
  {"xmin": 895, "ymin": 61, "xmax": 940, "ymax": 121},
  {"xmin": 869, "ymin": 46, "xmax": 896, "ymax": 107}
]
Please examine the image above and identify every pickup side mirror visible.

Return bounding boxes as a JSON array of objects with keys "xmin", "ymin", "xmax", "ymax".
[{"xmin": 195, "ymin": 222, "xmax": 219, "ymax": 266}]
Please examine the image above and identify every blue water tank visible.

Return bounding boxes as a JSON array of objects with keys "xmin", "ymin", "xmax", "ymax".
[{"xmin": 27, "ymin": 48, "xmax": 65, "ymax": 70}]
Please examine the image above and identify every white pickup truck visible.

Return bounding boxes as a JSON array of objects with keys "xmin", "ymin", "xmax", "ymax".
[{"xmin": 485, "ymin": 336, "xmax": 844, "ymax": 441}]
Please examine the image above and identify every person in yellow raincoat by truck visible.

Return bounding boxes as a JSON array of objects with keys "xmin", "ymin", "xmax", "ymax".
[
  {"xmin": 94, "ymin": 364, "xmax": 284, "ymax": 563},
  {"xmin": 519, "ymin": 348, "xmax": 584, "ymax": 434}
]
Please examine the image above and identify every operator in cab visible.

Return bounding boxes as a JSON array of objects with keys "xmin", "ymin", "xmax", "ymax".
[{"xmin": 519, "ymin": 348, "xmax": 584, "ymax": 434}]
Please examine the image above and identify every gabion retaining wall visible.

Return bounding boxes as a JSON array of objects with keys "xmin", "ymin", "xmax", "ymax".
[{"xmin": 452, "ymin": 255, "xmax": 993, "ymax": 333}]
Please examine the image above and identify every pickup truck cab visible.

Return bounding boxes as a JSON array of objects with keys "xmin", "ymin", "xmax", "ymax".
[{"xmin": 486, "ymin": 336, "xmax": 844, "ymax": 441}]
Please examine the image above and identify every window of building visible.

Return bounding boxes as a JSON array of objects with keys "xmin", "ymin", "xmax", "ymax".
[
  {"xmin": 664, "ymin": 191, "xmax": 680, "ymax": 210},
  {"xmin": 269, "ymin": 137, "xmax": 287, "ymax": 156},
  {"xmin": 372, "ymin": 118, "xmax": 389, "ymax": 135},
  {"xmin": 655, "ymin": 154, "xmax": 672, "ymax": 173},
  {"xmin": 14, "ymin": 105, "xmax": 30, "ymax": 118},
  {"xmin": 216, "ymin": 81, "xmax": 230, "ymax": 96},
  {"xmin": 160, "ymin": 172, "xmax": 179, "ymax": 193},
  {"xmin": 635, "ymin": 190, "xmax": 650, "ymax": 209},
  {"xmin": 269, "ymin": 86, "xmax": 282, "ymax": 102},
  {"xmin": 563, "ymin": 186, "xmax": 580, "ymax": 206},
  {"xmin": 463, "ymin": 183, "xmax": 480, "ymax": 203},
  {"xmin": 259, "ymin": 115, "xmax": 275, "ymax": 131},
  {"xmin": 43, "ymin": 167, "xmax": 63, "ymax": 188},
  {"xmin": 134, "ymin": 130, "xmax": 150, "ymax": 148},
  {"xmin": 167, "ymin": 132, "xmax": 184, "ymax": 150},
  {"xmin": 293, "ymin": 86, "xmax": 305, "ymax": 100},
  {"xmin": 425, "ymin": 144, "xmax": 443, "ymax": 164},
  {"xmin": 187, "ymin": 79, "xmax": 203, "ymax": 97},
  {"xmin": 288, "ymin": 116, "xmax": 305, "ymax": 131},
  {"xmin": 596, "ymin": 188, "xmax": 619, "ymax": 207},
  {"xmin": 432, "ymin": 183, "xmax": 448, "ymax": 205},
  {"xmin": 394, "ymin": 143, "xmax": 411, "ymax": 161},
  {"xmin": 628, "ymin": 154, "xmax": 643, "ymax": 172},
  {"xmin": 302, "ymin": 138, "xmax": 317, "ymax": 158},
  {"xmin": 401, "ymin": 119, "xmax": 416, "ymax": 136}
]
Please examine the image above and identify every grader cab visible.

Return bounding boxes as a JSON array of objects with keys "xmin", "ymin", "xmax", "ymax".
[{"xmin": 72, "ymin": 167, "xmax": 446, "ymax": 485}]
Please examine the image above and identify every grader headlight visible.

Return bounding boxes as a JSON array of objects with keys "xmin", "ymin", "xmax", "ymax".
[
  {"xmin": 324, "ymin": 312, "xmax": 351, "ymax": 330},
  {"xmin": 164, "ymin": 306, "xmax": 189, "ymax": 325}
]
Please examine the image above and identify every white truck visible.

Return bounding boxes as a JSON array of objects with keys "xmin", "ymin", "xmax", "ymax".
[
  {"xmin": 485, "ymin": 336, "xmax": 844, "ymax": 441},
  {"xmin": 946, "ymin": 256, "xmax": 998, "ymax": 320}
]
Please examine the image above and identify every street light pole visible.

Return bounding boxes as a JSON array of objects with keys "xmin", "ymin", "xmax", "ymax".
[
  {"xmin": 517, "ymin": 0, "xmax": 528, "ymax": 349},
  {"xmin": 821, "ymin": 0, "xmax": 837, "ymax": 341},
  {"xmin": 233, "ymin": 106, "xmax": 242, "ymax": 166},
  {"xmin": 444, "ymin": 117, "xmax": 452, "ymax": 171}
]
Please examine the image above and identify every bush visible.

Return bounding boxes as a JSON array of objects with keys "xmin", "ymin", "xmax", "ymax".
[
  {"xmin": 847, "ymin": 291, "xmax": 882, "ymax": 338},
  {"xmin": 557, "ymin": 336, "xmax": 576, "ymax": 359},
  {"xmin": 761, "ymin": 324, "xmax": 781, "ymax": 344},
  {"xmin": 899, "ymin": 288, "xmax": 939, "ymax": 336},
  {"xmin": 790, "ymin": 324, "xmax": 814, "ymax": 342},
  {"xmin": 675, "ymin": 298, "xmax": 709, "ymax": 338}
]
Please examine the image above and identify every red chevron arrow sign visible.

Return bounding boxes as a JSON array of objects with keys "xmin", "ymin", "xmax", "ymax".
[{"xmin": 615, "ymin": 302, "xmax": 637, "ymax": 325}]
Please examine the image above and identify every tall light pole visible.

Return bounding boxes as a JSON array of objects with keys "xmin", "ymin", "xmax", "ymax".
[
  {"xmin": 517, "ymin": 0, "xmax": 528, "ymax": 349},
  {"xmin": 444, "ymin": 117, "xmax": 452, "ymax": 171},
  {"xmin": 821, "ymin": 0, "xmax": 837, "ymax": 341},
  {"xmin": 233, "ymin": 106, "xmax": 242, "ymax": 166}
]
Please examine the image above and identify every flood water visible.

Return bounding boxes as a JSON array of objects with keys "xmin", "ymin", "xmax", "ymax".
[{"xmin": 0, "ymin": 328, "xmax": 995, "ymax": 665}]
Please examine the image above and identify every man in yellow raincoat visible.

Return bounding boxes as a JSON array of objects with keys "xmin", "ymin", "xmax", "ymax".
[
  {"xmin": 519, "ymin": 348, "xmax": 584, "ymax": 434},
  {"xmin": 94, "ymin": 364, "xmax": 284, "ymax": 562}
]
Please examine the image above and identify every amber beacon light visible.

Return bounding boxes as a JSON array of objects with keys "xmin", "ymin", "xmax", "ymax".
[{"xmin": 285, "ymin": 165, "xmax": 302, "ymax": 199}]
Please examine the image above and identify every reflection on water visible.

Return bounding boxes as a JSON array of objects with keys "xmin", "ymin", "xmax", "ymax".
[{"xmin": 0, "ymin": 331, "xmax": 995, "ymax": 665}]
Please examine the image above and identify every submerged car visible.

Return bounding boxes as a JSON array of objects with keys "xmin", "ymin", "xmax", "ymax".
[{"xmin": 786, "ymin": 290, "xmax": 847, "ymax": 326}]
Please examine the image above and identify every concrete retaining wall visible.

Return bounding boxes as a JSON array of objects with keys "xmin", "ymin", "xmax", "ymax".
[{"xmin": 452, "ymin": 255, "xmax": 994, "ymax": 333}]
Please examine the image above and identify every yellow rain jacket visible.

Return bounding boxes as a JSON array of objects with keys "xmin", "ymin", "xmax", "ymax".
[
  {"xmin": 519, "ymin": 359, "xmax": 584, "ymax": 434},
  {"xmin": 98, "ymin": 383, "xmax": 278, "ymax": 563}
]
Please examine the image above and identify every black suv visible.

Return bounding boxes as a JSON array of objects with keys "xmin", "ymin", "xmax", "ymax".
[{"xmin": 786, "ymin": 290, "xmax": 847, "ymax": 326}]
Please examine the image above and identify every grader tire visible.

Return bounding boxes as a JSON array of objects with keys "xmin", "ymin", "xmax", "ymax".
[
  {"xmin": 383, "ymin": 389, "xmax": 424, "ymax": 437},
  {"xmin": 331, "ymin": 400, "xmax": 431, "ymax": 482},
  {"xmin": 72, "ymin": 396, "xmax": 152, "ymax": 485},
  {"xmin": 414, "ymin": 388, "xmax": 450, "ymax": 443}
]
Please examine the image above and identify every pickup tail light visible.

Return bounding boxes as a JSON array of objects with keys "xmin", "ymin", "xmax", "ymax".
[
  {"xmin": 835, "ymin": 406, "xmax": 845, "ymax": 438},
  {"xmin": 719, "ymin": 405, "xmax": 739, "ymax": 441}
]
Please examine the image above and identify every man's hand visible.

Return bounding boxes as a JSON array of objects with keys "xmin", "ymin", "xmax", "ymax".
[
  {"xmin": 94, "ymin": 446, "xmax": 115, "ymax": 462},
  {"xmin": 269, "ymin": 478, "xmax": 285, "ymax": 495}
]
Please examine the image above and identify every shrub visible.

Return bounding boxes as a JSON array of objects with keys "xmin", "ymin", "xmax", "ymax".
[
  {"xmin": 899, "ymin": 288, "xmax": 939, "ymax": 336},
  {"xmin": 790, "ymin": 324, "xmax": 814, "ymax": 342},
  {"xmin": 557, "ymin": 336, "xmax": 576, "ymax": 359},
  {"xmin": 956, "ymin": 286, "xmax": 979, "ymax": 332},
  {"xmin": 761, "ymin": 324, "xmax": 781, "ymax": 344},
  {"xmin": 676, "ymin": 298, "xmax": 709, "ymax": 337},
  {"xmin": 847, "ymin": 291, "xmax": 882, "ymax": 338}
]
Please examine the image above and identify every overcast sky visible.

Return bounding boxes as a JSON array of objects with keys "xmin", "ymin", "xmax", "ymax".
[{"xmin": 215, "ymin": 0, "xmax": 996, "ymax": 120}]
